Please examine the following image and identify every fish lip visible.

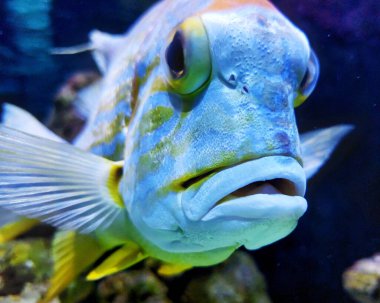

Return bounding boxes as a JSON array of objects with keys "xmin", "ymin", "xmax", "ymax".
[{"xmin": 181, "ymin": 156, "xmax": 306, "ymax": 221}]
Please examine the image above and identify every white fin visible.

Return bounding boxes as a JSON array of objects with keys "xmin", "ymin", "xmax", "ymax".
[
  {"xmin": 51, "ymin": 30, "xmax": 126, "ymax": 73},
  {"xmin": 1, "ymin": 103, "xmax": 64, "ymax": 142},
  {"xmin": 74, "ymin": 80, "xmax": 102, "ymax": 120},
  {"xmin": 0, "ymin": 126, "xmax": 124, "ymax": 233},
  {"xmin": 0, "ymin": 103, "xmax": 64, "ymax": 227},
  {"xmin": 89, "ymin": 30, "xmax": 127, "ymax": 73},
  {"xmin": 0, "ymin": 209, "xmax": 21, "ymax": 227},
  {"xmin": 50, "ymin": 43, "xmax": 95, "ymax": 55},
  {"xmin": 301, "ymin": 125, "xmax": 354, "ymax": 179}
]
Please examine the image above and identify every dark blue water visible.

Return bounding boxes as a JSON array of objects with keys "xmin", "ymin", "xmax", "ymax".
[{"xmin": 1, "ymin": 1, "xmax": 379, "ymax": 302}]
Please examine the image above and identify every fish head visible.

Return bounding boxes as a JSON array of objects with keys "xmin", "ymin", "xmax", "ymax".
[{"xmin": 120, "ymin": 1, "xmax": 319, "ymax": 255}]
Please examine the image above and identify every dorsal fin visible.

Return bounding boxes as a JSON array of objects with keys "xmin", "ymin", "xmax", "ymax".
[
  {"xmin": 51, "ymin": 29, "xmax": 126, "ymax": 74},
  {"xmin": 89, "ymin": 30, "xmax": 127, "ymax": 73},
  {"xmin": 50, "ymin": 43, "xmax": 95, "ymax": 55},
  {"xmin": 74, "ymin": 80, "xmax": 103, "ymax": 120}
]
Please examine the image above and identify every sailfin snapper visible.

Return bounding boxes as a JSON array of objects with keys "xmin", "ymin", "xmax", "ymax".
[{"xmin": 0, "ymin": 0, "xmax": 353, "ymax": 300}]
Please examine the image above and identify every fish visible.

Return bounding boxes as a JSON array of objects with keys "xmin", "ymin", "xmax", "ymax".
[{"xmin": 0, "ymin": 0, "xmax": 353, "ymax": 301}]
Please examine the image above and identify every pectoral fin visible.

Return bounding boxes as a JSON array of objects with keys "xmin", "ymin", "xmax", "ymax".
[
  {"xmin": 0, "ymin": 217, "xmax": 39, "ymax": 244},
  {"xmin": 0, "ymin": 126, "xmax": 124, "ymax": 233},
  {"xmin": 0, "ymin": 103, "xmax": 64, "ymax": 142},
  {"xmin": 86, "ymin": 242, "xmax": 147, "ymax": 281},
  {"xmin": 157, "ymin": 263, "xmax": 193, "ymax": 277},
  {"xmin": 300, "ymin": 125, "xmax": 354, "ymax": 179},
  {"xmin": 0, "ymin": 103, "xmax": 67, "ymax": 240}
]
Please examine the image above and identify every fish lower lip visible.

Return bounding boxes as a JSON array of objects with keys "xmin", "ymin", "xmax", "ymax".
[
  {"xmin": 181, "ymin": 156, "xmax": 306, "ymax": 221},
  {"xmin": 201, "ymin": 194, "xmax": 307, "ymax": 221}
]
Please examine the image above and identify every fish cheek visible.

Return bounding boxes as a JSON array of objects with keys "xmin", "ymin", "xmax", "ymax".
[{"xmin": 138, "ymin": 106, "xmax": 174, "ymax": 136}]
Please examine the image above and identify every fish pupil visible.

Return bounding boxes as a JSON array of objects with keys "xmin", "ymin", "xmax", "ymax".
[{"xmin": 166, "ymin": 31, "xmax": 185, "ymax": 79}]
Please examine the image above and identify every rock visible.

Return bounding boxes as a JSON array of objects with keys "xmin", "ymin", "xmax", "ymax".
[
  {"xmin": 60, "ymin": 279, "xmax": 95, "ymax": 303},
  {"xmin": 97, "ymin": 269, "xmax": 172, "ymax": 303},
  {"xmin": 0, "ymin": 283, "xmax": 59, "ymax": 303},
  {"xmin": 0, "ymin": 239, "xmax": 56, "ymax": 302},
  {"xmin": 182, "ymin": 251, "xmax": 272, "ymax": 303},
  {"xmin": 343, "ymin": 254, "xmax": 380, "ymax": 303}
]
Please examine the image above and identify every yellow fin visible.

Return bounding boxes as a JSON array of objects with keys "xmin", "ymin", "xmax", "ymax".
[
  {"xmin": 158, "ymin": 263, "xmax": 193, "ymax": 277},
  {"xmin": 40, "ymin": 231, "xmax": 106, "ymax": 303},
  {"xmin": 86, "ymin": 242, "xmax": 147, "ymax": 281},
  {"xmin": 0, "ymin": 218, "xmax": 39, "ymax": 244}
]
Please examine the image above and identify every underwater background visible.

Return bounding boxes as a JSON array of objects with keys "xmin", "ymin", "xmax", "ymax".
[{"xmin": 0, "ymin": 0, "xmax": 379, "ymax": 302}]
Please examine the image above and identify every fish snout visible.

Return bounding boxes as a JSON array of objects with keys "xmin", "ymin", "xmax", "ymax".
[{"xmin": 264, "ymin": 130, "xmax": 302, "ymax": 162}]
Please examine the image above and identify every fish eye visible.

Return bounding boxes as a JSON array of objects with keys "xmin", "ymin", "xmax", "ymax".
[
  {"xmin": 166, "ymin": 31, "xmax": 186, "ymax": 79},
  {"xmin": 164, "ymin": 17, "xmax": 212, "ymax": 95},
  {"xmin": 294, "ymin": 49, "xmax": 320, "ymax": 107}
]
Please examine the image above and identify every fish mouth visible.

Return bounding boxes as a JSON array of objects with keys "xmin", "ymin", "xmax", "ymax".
[{"xmin": 181, "ymin": 156, "xmax": 307, "ymax": 222}]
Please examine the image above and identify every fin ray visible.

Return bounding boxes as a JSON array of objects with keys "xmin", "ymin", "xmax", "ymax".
[
  {"xmin": 300, "ymin": 124, "xmax": 354, "ymax": 179},
  {"xmin": 41, "ymin": 231, "xmax": 106, "ymax": 303},
  {"xmin": 158, "ymin": 263, "xmax": 193, "ymax": 277},
  {"xmin": 0, "ymin": 126, "xmax": 124, "ymax": 233},
  {"xmin": 0, "ymin": 218, "xmax": 39, "ymax": 243},
  {"xmin": 50, "ymin": 43, "xmax": 94, "ymax": 55},
  {"xmin": 1, "ymin": 103, "xmax": 64, "ymax": 142},
  {"xmin": 86, "ymin": 242, "xmax": 147, "ymax": 281}
]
